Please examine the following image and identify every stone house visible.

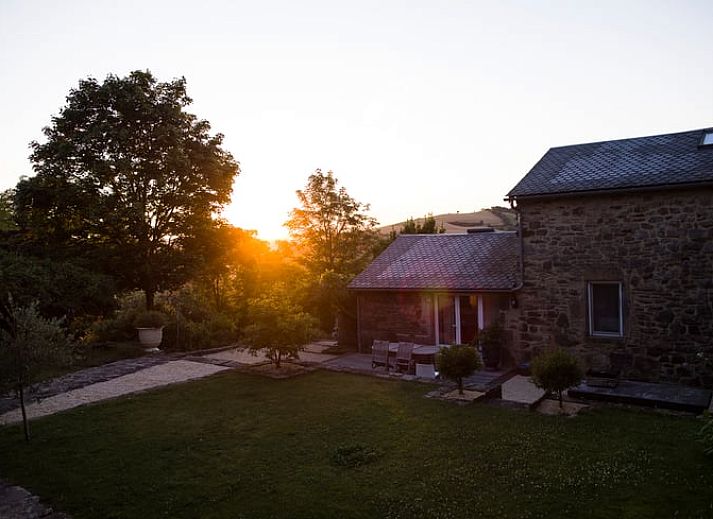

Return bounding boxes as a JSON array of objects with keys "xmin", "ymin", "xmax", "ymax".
[
  {"xmin": 507, "ymin": 127, "xmax": 713, "ymax": 386},
  {"xmin": 348, "ymin": 232, "xmax": 521, "ymax": 353}
]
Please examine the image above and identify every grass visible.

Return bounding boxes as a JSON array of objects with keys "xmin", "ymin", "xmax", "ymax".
[{"xmin": 0, "ymin": 370, "xmax": 711, "ymax": 519}]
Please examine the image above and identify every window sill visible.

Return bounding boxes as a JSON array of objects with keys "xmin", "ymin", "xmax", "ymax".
[{"xmin": 588, "ymin": 333, "xmax": 625, "ymax": 341}]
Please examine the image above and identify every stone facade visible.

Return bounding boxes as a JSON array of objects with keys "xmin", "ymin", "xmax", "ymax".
[
  {"xmin": 356, "ymin": 291, "xmax": 435, "ymax": 351},
  {"xmin": 512, "ymin": 187, "xmax": 713, "ymax": 387}
]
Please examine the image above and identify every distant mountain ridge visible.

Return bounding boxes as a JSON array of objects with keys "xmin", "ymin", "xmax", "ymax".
[{"xmin": 378, "ymin": 207, "xmax": 518, "ymax": 235}]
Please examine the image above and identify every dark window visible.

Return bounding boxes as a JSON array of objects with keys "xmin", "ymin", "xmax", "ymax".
[{"xmin": 588, "ymin": 282, "xmax": 622, "ymax": 336}]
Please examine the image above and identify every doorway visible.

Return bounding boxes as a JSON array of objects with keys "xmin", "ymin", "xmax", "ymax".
[{"xmin": 434, "ymin": 294, "xmax": 482, "ymax": 345}]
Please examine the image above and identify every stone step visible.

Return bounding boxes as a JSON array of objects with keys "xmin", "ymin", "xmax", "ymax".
[{"xmin": 499, "ymin": 375, "xmax": 547, "ymax": 407}]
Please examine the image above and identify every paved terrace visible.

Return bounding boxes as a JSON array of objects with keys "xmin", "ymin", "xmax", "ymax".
[{"xmin": 322, "ymin": 352, "xmax": 512, "ymax": 390}]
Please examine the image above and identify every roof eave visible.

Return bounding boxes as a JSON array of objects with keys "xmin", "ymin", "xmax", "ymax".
[
  {"xmin": 508, "ymin": 179, "xmax": 713, "ymax": 201},
  {"xmin": 348, "ymin": 286, "xmax": 519, "ymax": 293}
]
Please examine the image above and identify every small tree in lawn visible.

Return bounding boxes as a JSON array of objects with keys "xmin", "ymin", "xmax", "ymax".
[
  {"xmin": 436, "ymin": 344, "xmax": 482, "ymax": 395},
  {"xmin": 243, "ymin": 287, "xmax": 318, "ymax": 369},
  {"xmin": 531, "ymin": 349, "xmax": 583, "ymax": 409},
  {"xmin": 0, "ymin": 298, "xmax": 72, "ymax": 441}
]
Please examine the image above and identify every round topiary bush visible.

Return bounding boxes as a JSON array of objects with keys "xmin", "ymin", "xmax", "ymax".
[
  {"xmin": 436, "ymin": 344, "xmax": 482, "ymax": 395},
  {"xmin": 531, "ymin": 348, "xmax": 583, "ymax": 408}
]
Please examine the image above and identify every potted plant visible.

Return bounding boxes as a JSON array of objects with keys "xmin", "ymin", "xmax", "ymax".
[
  {"xmin": 134, "ymin": 310, "xmax": 167, "ymax": 350},
  {"xmin": 478, "ymin": 321, "xmax": 505, "ymax": 370}
]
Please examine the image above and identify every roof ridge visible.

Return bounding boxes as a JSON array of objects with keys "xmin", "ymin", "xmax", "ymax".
[{"xmin": 548, "ymin": 127, "xmax": 712, "ymax": 151}]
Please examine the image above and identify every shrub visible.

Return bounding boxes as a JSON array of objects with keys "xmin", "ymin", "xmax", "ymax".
[
  {"xmin": 86, "ymin": 291, "xmax": 146, "ymax": 343},
  {"xmin": 699, "ymin": 412, "xmax": 713, "ymax": 456},
  {"xmin": 86, "ymin": 289, "xmax": 240, "ymax": 351},
  {"xmin": 133, "ymin": 310, "xmax": 167, "ymax": 328},
  {"xmin": 0, "ymin": 299, "xmax": 73, "ymax": 441},
  {"xmin": 531, "ymin": 348, "xmax": 583, "ymax": 408},
  {"xmin": 243, "ymin": 286, "xmax": 318, "ymax": 368},
  {"xmin": 436, "ymin": 344, "xmax": 482, "ymax": 394},
  {"xmin": 478, "ymin": 320, "xmax": 505, "ymax": 369},
  {"xmin": 162, "ymin": 313, "xmax": 238, "ymax": 351}
]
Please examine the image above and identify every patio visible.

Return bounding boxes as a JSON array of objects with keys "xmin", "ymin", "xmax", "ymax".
[{"xmin": 322, "ymin": 350, "xmax": 510, "ymax": 391}]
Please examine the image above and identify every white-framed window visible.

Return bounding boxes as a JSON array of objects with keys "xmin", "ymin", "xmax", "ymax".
[
  {"xmin": 433, "ymin": 294, "xmax": 482, "ymax": 345},
  {"xmin": 588, "ymin": 282, "xmax": 623, "ymax": 337}
]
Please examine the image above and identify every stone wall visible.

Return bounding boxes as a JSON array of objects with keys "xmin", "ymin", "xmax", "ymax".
[
  {"xmin": 513, "ymin": 187, "xmax": 713, "ymax": 386},
  {"xmin": 356, "ymin": 291, "xmax": 434, "ymax": 352}
]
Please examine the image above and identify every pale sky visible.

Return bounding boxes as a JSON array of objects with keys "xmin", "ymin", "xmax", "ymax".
[{"xmin": 1, "ymin": 0, "xmax": 712, "ymax": 240}]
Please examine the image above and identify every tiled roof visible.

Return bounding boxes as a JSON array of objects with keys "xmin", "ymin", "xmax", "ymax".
[
  {"xmin": 348, "ymin": 232, "xmax": 521, "ymax": 291},
  {"xmin": 508, "ymin": 128, "xmax": 713, "ymax": 198}
]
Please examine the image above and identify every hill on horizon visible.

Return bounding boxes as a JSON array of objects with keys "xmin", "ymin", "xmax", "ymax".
[{"xmin": 378, "ymin": 207, "xmax": 518, "ymax": 235}]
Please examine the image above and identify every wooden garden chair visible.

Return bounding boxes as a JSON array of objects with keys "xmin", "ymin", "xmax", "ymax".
[
  {"xmin": 371, "ymin": 340, "xmax": 390, "ymax": 369},
  {"xmin": 395, "ymin": 342, "xmax": 415, "ymax": 373}
]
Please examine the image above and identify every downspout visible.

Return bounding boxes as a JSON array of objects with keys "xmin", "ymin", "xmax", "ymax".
[
  {"xmin": 508, "ymin": 194, "xmax": 525, "ymax": 364},
  {"xmin": 508, "ymin": 195, "xmax": 525, "ymax": 293},
  {"xmin": 356, "ymin": 294, "xmax": 362, "ymax": 353}
]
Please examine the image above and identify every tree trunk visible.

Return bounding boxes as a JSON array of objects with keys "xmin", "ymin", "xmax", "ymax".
[
  {"xmin": 214, "ymin": 277, "xmax": 222, "ymax": 312},
  {"xmin": 145, "ymin": 289, "xmax": 155, "ymax": 311},
  {"xmin": 19, "ymin": 384, "xmax": 30, "ymax": 442},
  {"xmin": 275, "ymin": 350, "xmax": 282, "ymax": 369},
  {"xmin": 558, "ymin": 389, "xmax": 563, "ymax": 409},
  {"xmin": 457, "ymin": 377, "xmax": 464, "ymax": 395}
]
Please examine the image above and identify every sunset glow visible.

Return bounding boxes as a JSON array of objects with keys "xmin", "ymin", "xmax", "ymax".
[{"xmin": 1, "ymin": 1, "xmax": 712, "ymax": 242}]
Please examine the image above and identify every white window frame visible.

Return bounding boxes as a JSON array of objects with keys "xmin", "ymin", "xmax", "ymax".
[
  {"xmin": 433, "ymin": 294, "xmax": 484, "ymax": 346},
  {"xmin": 587, "ymin": 281, "xmax": 623, "ymax": 337}
]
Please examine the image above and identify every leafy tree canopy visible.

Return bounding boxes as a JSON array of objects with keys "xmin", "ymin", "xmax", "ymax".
[
  {"xmin": 400, "ymin": 213, "xmax": 445, "ymax": 234},
  {"xmin": 0, "ymin": 299, "xmax": 73, "ymax": 440},
  {"xmin": 285, "ymin": 169, "xmax": 377, "ymax": 277},
  {"xmin": 531, "ymin": 348, "xmax": 583, "ymax": 408},
  {"xmin": 242, "ymin": 285, "xmax": 318, "ymax": 369},
  {"xmin": 436, "ymin": 344, "xmax": 482, "ymax": 394},
  {"xmin": 0, "ymin": 189, "xmax": 17, "ymax": 232},
  {"xmin": 0, "ymin": 249, "xmax": 116, "ymax": 322},
  {"xmin": 16, "ymin": 70, "xmax": 240, "ymax": 309}
]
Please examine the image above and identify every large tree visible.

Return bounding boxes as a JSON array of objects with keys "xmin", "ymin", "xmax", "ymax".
[
  {"xmin": 286, "ymin": 169, "xmax": 377, "ymax": 277},
  {"xmin": 17, "ymin": 71, "xmax": 239, "ymax": 309},
  {"xmin": 285, "ymin": 170, "xmax": 377, "ymax": 331}
]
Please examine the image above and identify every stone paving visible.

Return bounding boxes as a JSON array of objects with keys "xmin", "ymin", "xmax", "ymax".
[
  {"xmin": 0, "ymin": 354, "xmax": 174, "ymax": 415},
  {"xmin": 500, "ymin": 375, "xmax": 546, "ymax": 407},
  {"xmin": 0, "ymin": 480, "xmax": 70, "ymax": 519},
  {"xmin": 323, "ymin": 353, "xmax": 511, "ymax": 389},
  {"xmin": 199, "ymin": 345, "xmax": 339, "ymax": 366},
  {"xmin": 0, "ymin": 360, "xmax": 229, "ymax": 426}
]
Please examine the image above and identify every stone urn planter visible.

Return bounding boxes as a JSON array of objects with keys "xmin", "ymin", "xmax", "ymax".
[
  {"xmin": 134, "ymin": 310, "xmax": 168, "ymax": 351},
  {"xmin": 137, "ymin": 327, "xmax": 164, "ymax": 348}
]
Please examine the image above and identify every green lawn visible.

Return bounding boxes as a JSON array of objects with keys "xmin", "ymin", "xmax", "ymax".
[{"xmin": 0, "ymin": 370, "xmax": 711, "ymax": 519}]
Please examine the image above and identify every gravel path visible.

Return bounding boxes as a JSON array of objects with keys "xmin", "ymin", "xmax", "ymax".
[
  {"xmin": 0, "ymin": 354, "xmax": 174, "ymax": 415},
  {"xmin": 0, "ymin": 360, "xmax": 229, "ymax": 426}
]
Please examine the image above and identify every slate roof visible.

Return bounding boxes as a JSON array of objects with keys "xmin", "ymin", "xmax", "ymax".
[
  {"xmin": 348, "ymin": 232, "xmax": 521, "ymax": 292},
  {"xmin": 508, "ymin": 128, "xmax": 713, "ymax": 198}
]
